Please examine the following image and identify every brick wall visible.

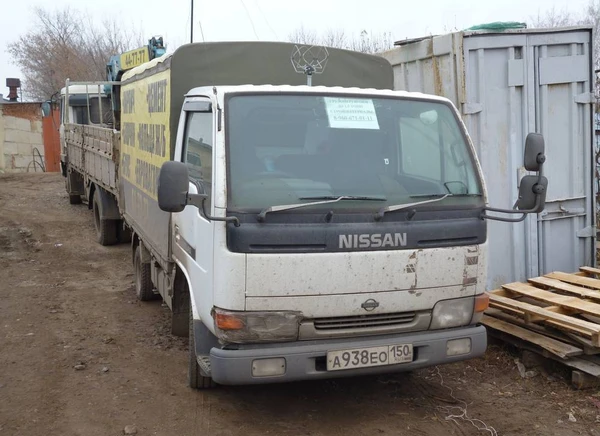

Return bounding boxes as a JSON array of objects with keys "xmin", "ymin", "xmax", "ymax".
[{"xmin": 0, "ymin": 102, "xmax": 45, "ymax": 173}]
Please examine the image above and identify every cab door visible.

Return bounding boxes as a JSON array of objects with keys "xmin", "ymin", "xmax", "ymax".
[{"xmin": 171, "ymin": 98, "xmax": 215, "ymax": 322}]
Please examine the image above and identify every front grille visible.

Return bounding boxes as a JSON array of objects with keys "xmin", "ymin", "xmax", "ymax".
[{"xmin": 313, "ymin": 312, "xmax": 416, "ymax": 331}]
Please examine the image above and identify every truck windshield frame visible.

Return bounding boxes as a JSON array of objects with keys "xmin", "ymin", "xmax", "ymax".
[{"xmin": 224, "ymin": 92, "xmax": 483, "ymax": 214}]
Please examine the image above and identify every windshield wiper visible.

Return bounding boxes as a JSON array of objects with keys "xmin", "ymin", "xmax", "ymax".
[
  {"xmin": 410, "ymin": 193, "xmax": 482, "ymax": 198},
  {"xmin": 300, "ymin": 195, "xmax": 387, "ymax": 201},
  {"xmin": 257, "ymin": 195, "xmax": 387, "ymax": 222},
  {"xmin": 375, "ymin": 192, "xmax": 483, "ymax": 221},
  {"xmin": 374, "ymin": 194, "xmax": 451, "ymax": 221}
]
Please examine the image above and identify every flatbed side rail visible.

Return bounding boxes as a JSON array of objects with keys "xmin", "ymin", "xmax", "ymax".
[{"xmin": 64, "ymin": 123, "xmax": 120, "ymax": 194}]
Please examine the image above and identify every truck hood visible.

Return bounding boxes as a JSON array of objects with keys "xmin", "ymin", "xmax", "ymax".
[{"xmin": 244, "ymin": 244, "xmax": 485, "ymax": 317}]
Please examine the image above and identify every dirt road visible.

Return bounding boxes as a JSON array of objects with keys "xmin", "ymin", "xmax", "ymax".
[{"xmin": 1, "ymin": 173, "xmax": 599, "ymax": 436}]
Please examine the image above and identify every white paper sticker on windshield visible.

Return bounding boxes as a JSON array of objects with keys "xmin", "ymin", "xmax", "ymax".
[{"xmin": 324, "ymin": 97, "xmax": 380, "ymax": 130}]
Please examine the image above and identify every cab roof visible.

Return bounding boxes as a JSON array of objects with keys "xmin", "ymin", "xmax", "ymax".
[{"xmin": 185, "ymin": 84, "xmax": 453, "ymax": 106}]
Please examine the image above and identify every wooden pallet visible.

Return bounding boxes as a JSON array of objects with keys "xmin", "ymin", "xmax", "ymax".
[
  {"xmin": 482, "ymin": 314, "xmax": 583, "ymax": 359},
  {"xmin": 483, "ymin": 268, "xmax": 600, "ymax": 386},
  {"xmin": 487, "ymin": 271, "xmax": 600, "ymax": 346}
]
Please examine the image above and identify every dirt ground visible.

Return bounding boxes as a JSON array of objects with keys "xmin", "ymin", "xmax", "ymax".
[{"xmin": 1, "ymin": 173, "xmax": 600, "ymax": 436}]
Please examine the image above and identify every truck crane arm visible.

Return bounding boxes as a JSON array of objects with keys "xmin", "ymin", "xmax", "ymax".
[{"xmin": 106, "ymin": 36, "xmax": 166, "ymax": 82}]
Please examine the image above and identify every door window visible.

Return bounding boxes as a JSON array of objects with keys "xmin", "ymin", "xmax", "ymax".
[{"xmin": 183, "ymin": 111, "xmax": 213, "ymax": 208}]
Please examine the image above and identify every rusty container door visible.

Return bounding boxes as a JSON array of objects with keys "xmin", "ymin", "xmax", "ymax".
[{"xmin": 42, "ymin": 108, "xmax": 61, "ymax": 172}]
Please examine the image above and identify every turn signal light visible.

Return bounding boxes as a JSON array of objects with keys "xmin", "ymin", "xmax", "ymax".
[
  {"xmin": 214, "ymin": 313, "xmax": 245, "ymax": 331},
  {"xmin": 474, "ymin": 293, "xmax": 490, "ymax": 313}
]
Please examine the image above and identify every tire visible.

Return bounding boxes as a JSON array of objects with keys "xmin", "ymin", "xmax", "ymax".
[
  {"xmin": 189, "ymin": 306, "xmax": 216, "ymax": 389},
  {"xmin": 118, "ymin": 222, "xmax": 132, "ymax": 244},
  {"xmin": 93, "ymin": 190, "xmax": 118, "ymax": 246},
  {"xmin": 134, "ymin": 245, "xmax": 155, "ymax": 301},
  {"xmin": 69, "ymin": 194, "xmax": 82, "ymax": 205}
]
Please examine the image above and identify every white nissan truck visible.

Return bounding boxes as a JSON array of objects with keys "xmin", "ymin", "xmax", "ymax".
[{"xmin": 60, "ymin": 41, "xmax": 547, "ymax": 388}]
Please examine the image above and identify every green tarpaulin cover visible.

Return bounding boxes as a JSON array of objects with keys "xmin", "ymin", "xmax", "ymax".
[{"xmin": 465, "ymin": 22, "xmax": 527, "ymax": 31}]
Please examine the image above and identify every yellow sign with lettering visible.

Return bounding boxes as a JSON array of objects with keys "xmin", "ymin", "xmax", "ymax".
[
  {"xmin": 120, "ymin": 70, "xmax": 171, "ymax": 200},
  {"xmin": 120, "ymin": 47, "xmax": 150, "ymax": 71}
]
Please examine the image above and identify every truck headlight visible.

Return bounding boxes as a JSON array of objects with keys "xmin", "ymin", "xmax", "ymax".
[
  {"xmin": 430, "ymin": 294, "xmax": 489, "ymax": 330},
  {"xmin": 212, "ymin": 308, "xmax": 301, "ymax": 344}
]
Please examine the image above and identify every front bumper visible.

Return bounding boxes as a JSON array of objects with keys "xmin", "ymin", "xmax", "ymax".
[{"xmin": 210, "ymin": 325, "xmax": 486, "ymax": 385}]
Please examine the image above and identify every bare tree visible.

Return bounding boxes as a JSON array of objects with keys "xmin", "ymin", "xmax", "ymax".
[
  {"xmin": 349, "ymin": 30, "xmax": 394, "ymax": 54},
  {"xmin": 288, "ymin": 26, "xmax": 319, "ymax": 46},
  {"xmin": 7, "ymin": 6, "xmax": 143, "ymax": 100},
  {"xmin": 84, "ymin": 17, "xmax": 144, "ymax": 79},
  {"xmin": 581, "ymin": 0, "xmax": 600, "ymax": 73},
  {"xmin": 288, "ymin": 27, "xmax": 394, "ymax": 54},
  {"xmin": 529, "ymin": 1, "xmax": 600, "ymax": 69},
  {"xmin": 529, "ymin": 6, "xmax": 577, "ymax": 28},
  {"xmin": 528, "ymin": 1, "xmax": 600, "ymax": 103}
]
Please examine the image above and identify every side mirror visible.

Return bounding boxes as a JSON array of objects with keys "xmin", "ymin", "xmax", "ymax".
[
  {"xmin": 481, "ymin": 132, "xmax": 548, "ymax": 222},
  {"xmin": 158, "ymin": 161, "xmax": 192, "ymax": 213},
  {"xmin": 515, "ymin": 175, "xmax": 548, "ymax": 213},
  {"xmin": 524, "ymin": 133, "xmax": 546, "ymax": 172},
  {"xmin": 41, "ymin": 101, "xmax": 51, "ymax": 118}
]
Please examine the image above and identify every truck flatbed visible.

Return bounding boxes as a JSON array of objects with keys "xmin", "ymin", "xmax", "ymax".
[{"xmin": 64, "ymin": 123, "xmax": 119, "ymax": 197}]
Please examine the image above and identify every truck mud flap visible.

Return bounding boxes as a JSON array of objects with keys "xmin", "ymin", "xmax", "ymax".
[{"xmin": 67, "ymin": 169, "xmax": 85, "ymax": 196}]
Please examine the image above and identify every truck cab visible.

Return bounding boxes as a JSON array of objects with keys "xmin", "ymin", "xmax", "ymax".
[
  {"xmin": 158, "ymin": 84, "xmax": 544, "ymax": 385},
  {"xmin": 59, "ymin": 84, "xmax": 113, "ymax": 127}
]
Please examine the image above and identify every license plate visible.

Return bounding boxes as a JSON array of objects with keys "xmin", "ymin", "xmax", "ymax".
[{"xmin": 326, "ymin": 344, "xmax": 413, "ymax": 371}]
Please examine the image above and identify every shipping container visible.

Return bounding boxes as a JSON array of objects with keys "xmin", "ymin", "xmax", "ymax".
[{"xmin": 381, "ymin": 26, "xmax": 597, "ymax": 289}]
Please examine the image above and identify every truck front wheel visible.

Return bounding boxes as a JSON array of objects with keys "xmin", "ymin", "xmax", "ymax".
[
  {"xmin": 93, "ymin": 190, "xmax": 118, "ymax": 246},
  {"xmin": 189, "ymin": 306, "xmax": 216, "ymax": 390}
]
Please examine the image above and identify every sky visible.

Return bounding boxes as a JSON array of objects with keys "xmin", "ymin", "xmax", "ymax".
[{"xmin": 0, "ymin": 0, "xmax": 591, "ymax": 98}]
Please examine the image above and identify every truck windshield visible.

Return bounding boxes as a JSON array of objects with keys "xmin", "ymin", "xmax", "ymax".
[{"xmin": 226, "ymin": 94, "xmax": 482, "ymax": 212}]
